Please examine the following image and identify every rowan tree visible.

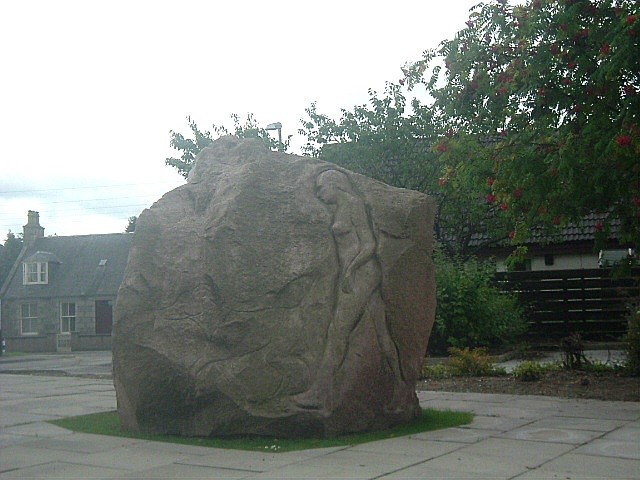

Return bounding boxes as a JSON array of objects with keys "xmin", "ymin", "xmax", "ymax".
[{"xmin": 405, "ymin": 0, "xmax": 639, "ymax": 252}]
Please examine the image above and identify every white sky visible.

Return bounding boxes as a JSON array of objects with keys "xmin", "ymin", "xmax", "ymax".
[{"xmin": 1, "ymin": 0, "xmax": 480, "ymax": 238}]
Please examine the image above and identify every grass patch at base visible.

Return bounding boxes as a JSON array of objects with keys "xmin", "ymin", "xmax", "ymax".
[{"xmin": 50, "ymin": 408, "xmax": 473, "ymax": 452}]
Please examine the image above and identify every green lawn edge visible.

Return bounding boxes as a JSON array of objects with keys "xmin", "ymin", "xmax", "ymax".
[{"xmin": 50, "ymin": 408, "xmax": 473, "ymax": 452}]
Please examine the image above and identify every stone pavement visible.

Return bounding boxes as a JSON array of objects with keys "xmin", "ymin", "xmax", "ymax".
[{"xmin": 0, "ymin": 353, "xmax": 639, "ymax": 479}]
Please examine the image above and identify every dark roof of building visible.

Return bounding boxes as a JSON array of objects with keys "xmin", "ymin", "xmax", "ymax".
[
  {"xmin": 1, "ymin": 233, "xmax": 132, "ymax": 300},
  {"xmin": 469, "ymin": 213, "xmax": 623, "ymax": 251},
  {"xmin": 553, "ymin": 213, "xmax": 621, "ymax": 243}
]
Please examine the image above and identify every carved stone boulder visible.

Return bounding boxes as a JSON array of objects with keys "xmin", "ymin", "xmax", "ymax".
[{"xmin": 113, "ymin": 136, "xmax": 436, "ymax": 438}]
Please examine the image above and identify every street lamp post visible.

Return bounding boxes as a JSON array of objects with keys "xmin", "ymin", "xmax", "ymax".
[{"xmin": 266, "ymin": 122, "xmax": 282, "ymax": 151}]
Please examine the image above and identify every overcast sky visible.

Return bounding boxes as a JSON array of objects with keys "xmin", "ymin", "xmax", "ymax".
[{"xmin": 1, "ymin": 0, "xmax": 481, "ymax": 238}]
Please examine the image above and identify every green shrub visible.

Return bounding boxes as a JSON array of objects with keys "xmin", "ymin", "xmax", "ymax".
[
  {"xmin": 512, "ymin": 361, "xmax": 546, "ymax": 381},
  {"xmin": 420, "ymin": 347, "xmax": 506, "ymax": 379},
  {"xmin": 623, "ymin": 309, "xmax": 640, "ymax": 376},
  {"xmin": 448, "ymin": 347, "xmax": 507, "ymax": 377},
  {"xmin": 512, "ymin": 361, "xmax": 562, "ymax": 381},
  {"xmin": 582, "ymin": 360, "xmax": 622, "ymax": 374},
  {"xmin": 421, "ymin": 363, "xmax": 453, "ymax": 380},
  {"xmin": 429, "ymin": 251, "xmax": 527, "ymax": 355}
]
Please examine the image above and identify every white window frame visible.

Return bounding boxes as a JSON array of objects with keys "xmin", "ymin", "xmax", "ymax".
[
  {"xmin": 20, "ymin": 303, "xmax": 38, "ymax": 335},
  {"xmin": 60, "ymin": 302, "xmax": 76, "ymax": 334},
  {"xmin": 23, "ymin": 261, "xmax": 48, "ymax": 285}
]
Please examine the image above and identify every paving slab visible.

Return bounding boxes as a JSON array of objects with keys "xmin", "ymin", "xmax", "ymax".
[
  {"xmin": 409, "ymin": 426, "xmax": 492, "ymax": 444},
  {"xmin": 382, "ymin": 462, "xmax": 519, "ymax": 479},
  {"xmin": 0, "ymin": 460, "xmax": 126, "ymax": 479},
  {"xmin": 112, "ymin": 462, "xmax": 253, "ymax": 480},
  {"xmin": 573, "ymin": 438, "xmax": 640, "ymax": 460},
  {"xmin": 601, "ymin": 425, "xmax": 640, "ymax": 442},
  {"xmin": 0, "ymin": 410, "xmax": 62, "ymax": 429},
  {"xmin": 80, "ymin": 442, "xmax": 196, "ymax": 472},
  {"xmin": 23, "ymin": 432, "xmax": 140, "ymax": 455},
  {"xmin": 0, "ymin": 444, "xmax": 86, "ymax": 473},
  {"xmin": 516, "ymin": 452, "xmax": 640, "ymax": 479},
  {"xmin": 413, "ymin": 437, "xmax": 575, "ymax": 478},
  {"xmin": 247, "ymin": 450, "xmax": 414, "ymax": 480},
  {"xmin": 497, "ymin": 425, "xmax": 604, "ymax": 444},
  {"xmin": 172, "ymin": 446, "xmax": 346, "ymax": 473},
  {"xmin": 554, "ymin": 399, "xmax": 640, "ymax": 421},
  {"xmin": 349, "ymin": 436, "xmax": 465, "ymax": 458},
  {"xmin": 2, "ymin": 422, "xmax": 72, "ymax": 439},
  {"xmin": 460, "ymin": 414, "xmax": 533, "ymax": 432},
  {"xmin": 525, "ymin": 415, "xmax": 628, "ymax": 432}
]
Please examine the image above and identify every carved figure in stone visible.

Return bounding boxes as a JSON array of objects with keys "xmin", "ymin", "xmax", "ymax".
[{"xmin": 295, "ymin": 169, "xmax": 404, "ymax": 411}]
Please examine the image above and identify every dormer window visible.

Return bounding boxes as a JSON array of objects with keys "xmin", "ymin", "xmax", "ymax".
[
  {"xmin": 21, "ymin": 251, "xmax": 60, "ymax": 285},
  {"xmin": 23, "ymin": 261, "xmax": 48, "ymax": 284}
]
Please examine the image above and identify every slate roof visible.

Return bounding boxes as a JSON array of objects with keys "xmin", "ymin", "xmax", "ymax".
[
  {"xmin": 553, "ymin": 213, "xmax": 621, "ymax": 243},
  {"xmin": 468, "ymin": 213, "xmax": 623, "ymax": 250},
  {"xmin": 2, "ymin": 233, "xmax": 133, "ymax": 300}
]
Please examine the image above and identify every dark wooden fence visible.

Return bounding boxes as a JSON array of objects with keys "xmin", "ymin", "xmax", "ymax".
[{"xmin": 495, "ymin": 268, "xmax": 640, "ymax": 341}]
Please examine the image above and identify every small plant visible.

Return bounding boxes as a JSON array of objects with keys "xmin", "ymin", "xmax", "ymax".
[
  {"xmin": 513, "ymin": 361, "xmax": 545, "ymax": 382},
  {"xmin": 582, "ymin": 360, "xmax": 621, "ymax": 374},
  {"xmin": 420, "ymin": 348, "xmax": 507, "ymax": 379},
  {"xmin": 623, "ymin": 309, "xmax": 640, "ymax": 376},
  {"xmin": 560, "ymin": 332, "xmax": 588, "ymax": 370},
  {"xmin": 421, "ymin": 362, "xmax": 454, "ymax": 380},
  {"xmin": 512, "ymin": 361, "xmax": 561, "ymax": 381},
  {"xmin": 448, "ymin": 347, "xmax": 506, "ymax": 377}
]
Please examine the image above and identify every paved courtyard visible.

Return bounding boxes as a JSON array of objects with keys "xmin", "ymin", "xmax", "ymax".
[{"xmin": 0, "ymin": 353, "xmax": 638, "ymax": 479}]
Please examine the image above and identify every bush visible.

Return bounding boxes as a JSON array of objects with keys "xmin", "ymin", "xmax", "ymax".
[
  {"xmin": 428, "ymin": 251, "xmax": 527, "ymax": 355},
  {"xmin": 513, "ymin": 361, "xmax": 560, "ymax": 381},
  {"xmin": 623, "ymin": 309, "xmax": 640, "ymax": 376},
  {"xmin": 513, "ymin": 361, "xmax": 546, "ymax": 382},
  {"xmin": 421, "ymin": 347, "xmax": 506, "ymax": 378},
  {"xmin": 421, "ymin": 363, "xmax": 453, "ymax": 380},
  {"xmin": 447, "ymin": 347, "xmax": 506, "ymax": 377},
  {"xmin": 583, "ymin": 361, "xmax": 623, "ymax": 374}
]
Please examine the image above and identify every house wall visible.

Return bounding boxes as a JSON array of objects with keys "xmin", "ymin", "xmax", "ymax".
[
  {"xmin": 5, "ymin": 333, "xmax": 56, "ymax": 353},
  {"xmin": 1, "ymin": 296, "xmax": 114, "ymax": 353},
  {"xmin": 495, "ymin": 252, "xmax": 600, "ymax": 272},
  {"xmin": 71, "ymin": 333, "xmax": 112, "ymax": 351}
]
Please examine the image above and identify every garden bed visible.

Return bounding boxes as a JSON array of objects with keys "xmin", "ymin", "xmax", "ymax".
[{"xmin": 418, "ymin": 370, "xmax": 640, "ymax": 402}]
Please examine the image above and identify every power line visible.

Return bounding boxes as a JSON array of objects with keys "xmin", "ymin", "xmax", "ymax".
[
  {"xmin": 0, "ymin": 203, "xmax": 150, "ymax": 219},
  {"xmin": 0, "ymin": 180, "xmax": 185, "ymax": 232},
  {"xmin": 0, "ymin": 204, "xmax": 153, "ymax": 230},
  {"xmin": 0, "ymin": 181, "xmax": 183, "ymax": 195},
  {"xmin": 0, "ymin": 196, "xmax": 156, "ymax": 216},
  {"xmin": 0, "ymin": 198, "xmax": 159, "ymax": 218}
]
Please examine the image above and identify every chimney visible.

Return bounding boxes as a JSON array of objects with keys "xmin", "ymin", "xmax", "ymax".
[{"xmin": 23, "ymin": 210, "xmax": 45, "ymax": 246}]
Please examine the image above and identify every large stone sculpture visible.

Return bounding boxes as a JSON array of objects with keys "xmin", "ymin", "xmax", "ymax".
[{"xmin": 113, "ymin": 136, "xmax": 436, "ymax": 438}]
